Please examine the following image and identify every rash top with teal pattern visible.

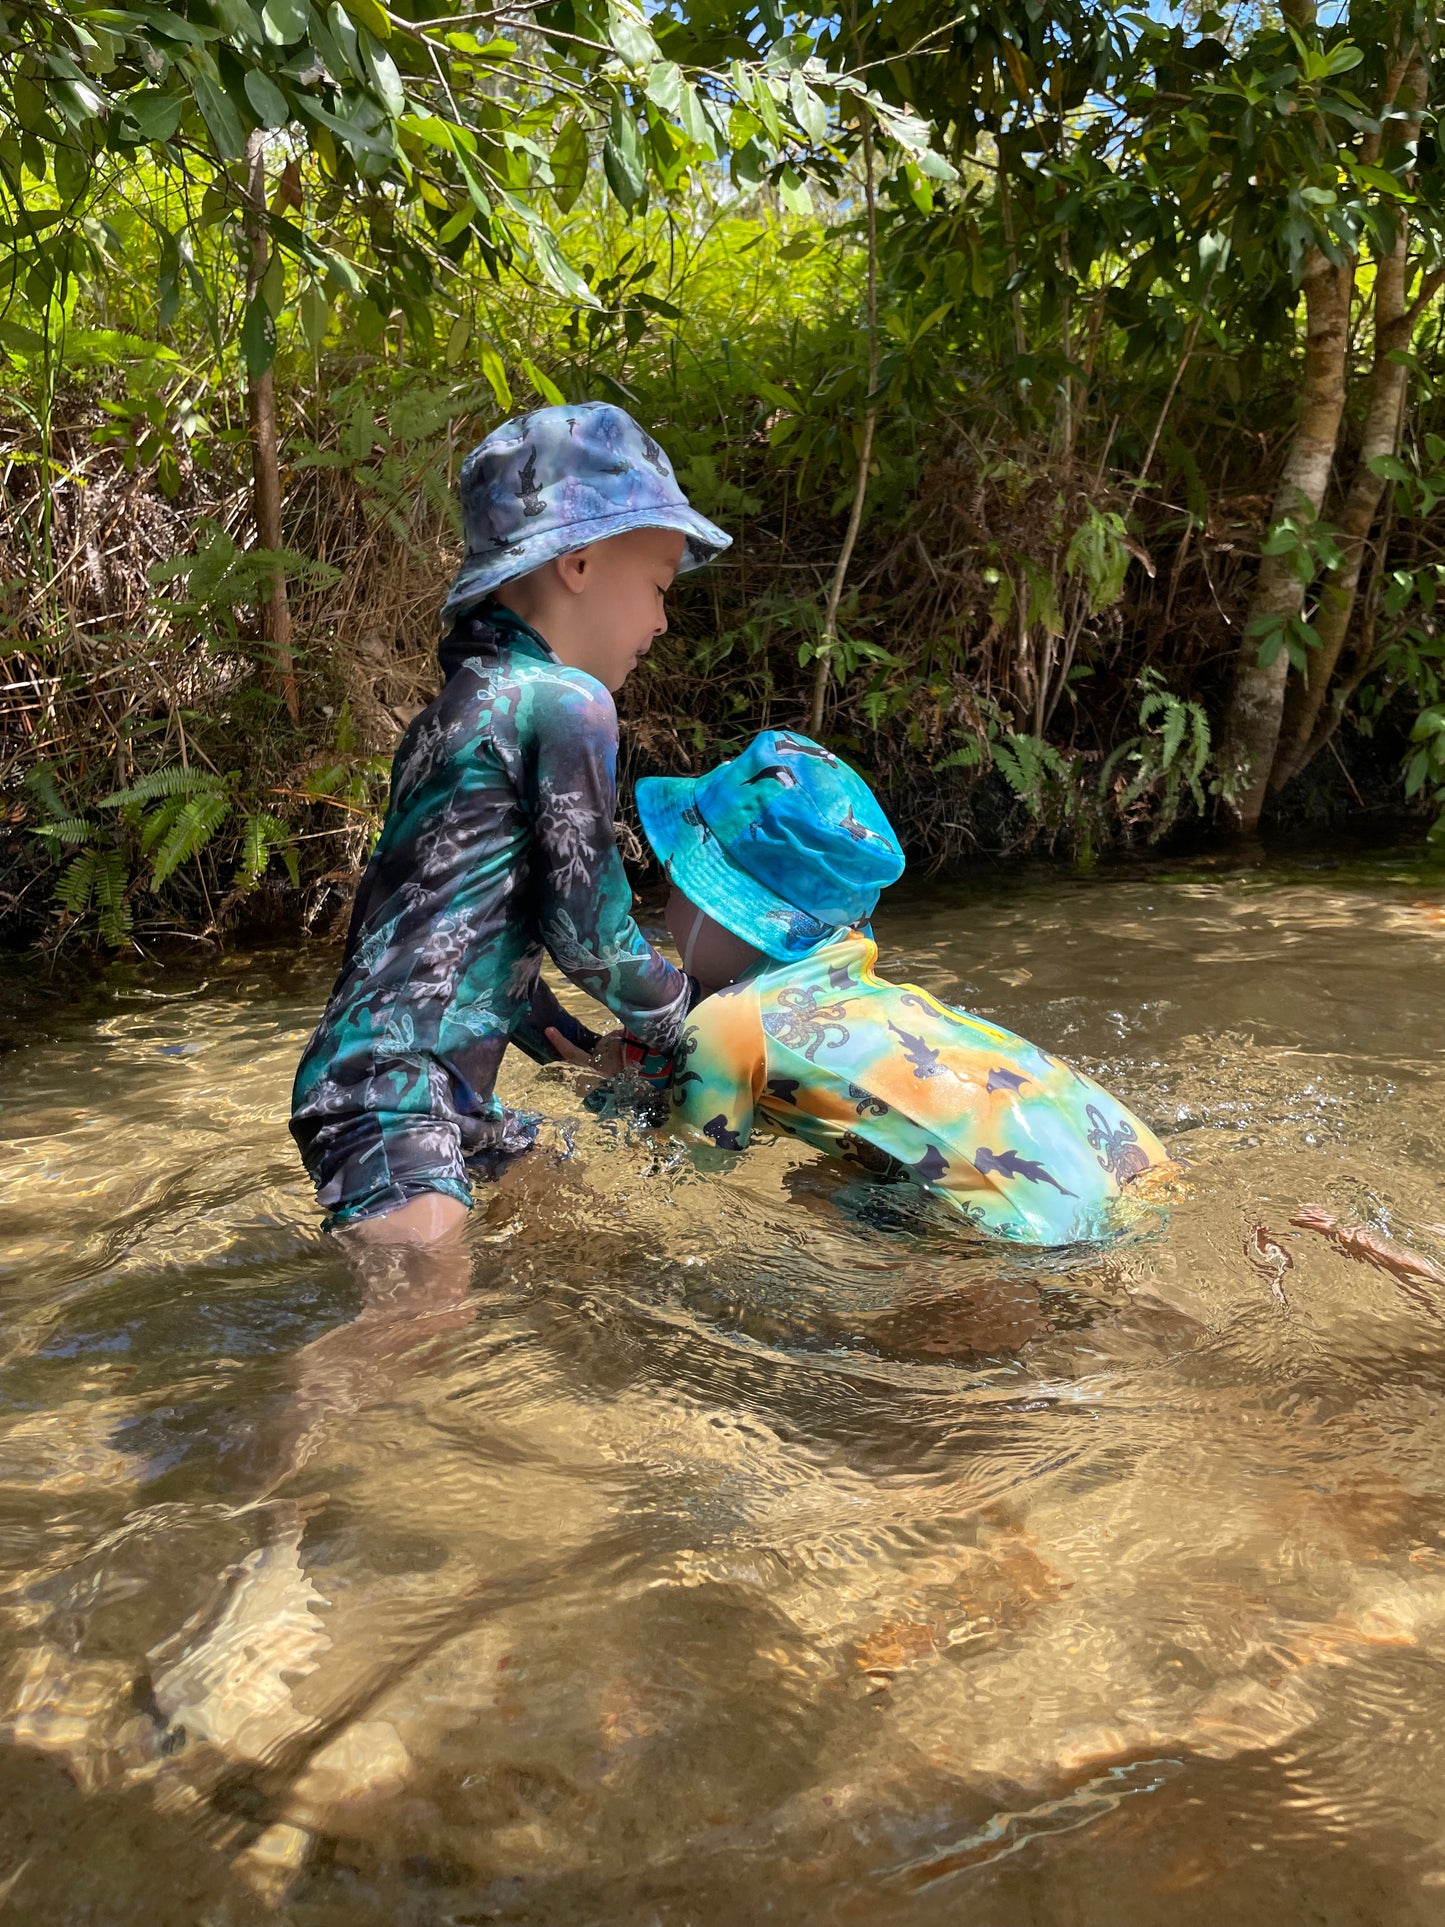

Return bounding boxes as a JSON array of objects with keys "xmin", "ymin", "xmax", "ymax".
[
  {"xmin": 291, "ymin": 606, "xmax": 688, "ymax": 1224},
  {"xmin": 670, "ymin": 929, "xmax": 1170, "ymax": 1245}
]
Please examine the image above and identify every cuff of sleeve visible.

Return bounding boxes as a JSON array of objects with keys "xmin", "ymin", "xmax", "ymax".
[{"xmin": 621, "ymin": 1037, "xmax": 674, "ymax": 1090}]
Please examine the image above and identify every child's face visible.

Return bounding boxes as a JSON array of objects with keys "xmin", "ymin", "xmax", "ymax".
[{"xmin": 554, "ymin": 525, "xmax": 685, "ymax": 691}]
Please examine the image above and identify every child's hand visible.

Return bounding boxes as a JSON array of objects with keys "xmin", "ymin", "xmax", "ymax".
[{"xmin": 545, "ymin": 1026, "xmax": 626, "ymax": 1076}]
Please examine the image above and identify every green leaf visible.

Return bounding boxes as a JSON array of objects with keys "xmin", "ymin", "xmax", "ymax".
[
  {"xmin": 342, "ymin": 0, "xmax": 390, "ymax": 39},
  {"xmin": 261, "ymin": 246, "xmax": 285, "ymax": 316},
  {"xmin": 788, "ymin": 70, "xmax": 826, "ymax": 143},
  {"xmin": 445, "ymin": 313, "xmax": 470, "ymax": 367},
  {"xmin": 520, "ymin": 355, "xmax": 564, "ymax": 404},
  {"xmin": 644, "ymin": 60, "xmax": 682, "ymax": 115},
  {"xmin": 241, "ymin": 290, "xmax": 276, "ymax": 375},
  {"xmin": 550, "ymin": 114, "xmax": 588, "ymax": 214},
  {"xmin": 298, "ymin": 93, "xmax": 395, "ymax": 156},
  {"xmin": 262, "ymin": 0, "xmax": 308, "ymax": 42},
  {"xmin": 531, "ymin": 227, "xmax": 600, "ymax": 307},
  {"xmin": 676, "ymin": 80, "xmax": 715, "ymax": 155},
  {"xmin": 244, "ymin": 68, "xmax": 290, "ymax": 128},
  {"xmin": 477, "ymin": 341, "xmax": 511, "ymax": 408},
  {"xmin": 731, "ymin": 134, "xmax": 767, "ymax": 192},
  {"xmin": 360, "ymin": 33, "xmax": 404, "ymax": 115},
  {"xmin": 123, "ymin": 86, "xmax": 184, "ymax": 141},
  {"xmin": 750, "ymin": 74, "xmax": 783, "ymax": 145},
  {"xmin": 777, "ymin": 164, "xmax": 810, "ymax": 215},
  {"xmin": 189, "ymin": 67, "xmax": 247, "ymax": 158},
  {"xmin": 603, "ymin": 102, "xmax": 645, "ymax": 210},
  {"xmin": 1366, "ymin": 453, "xmax": 1410, "ymax": 483},
  {"xmin": 606, "ymin": 2, "xmax": 658, "ymax": 67},
  {"xmin": 300, "ymin": 280, "xmax": 330, "ymax": 346}
]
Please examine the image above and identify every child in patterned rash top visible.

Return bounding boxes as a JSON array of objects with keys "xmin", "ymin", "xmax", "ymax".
[
  {"xmin": 291, "ymin": 403, "xmax": 731, "ymax": 1240},
  {"xmin": 634, "ymin": 731, "xmax": 1171, "ymax": 1246}
]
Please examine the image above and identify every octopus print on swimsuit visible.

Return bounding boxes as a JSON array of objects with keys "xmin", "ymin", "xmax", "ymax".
[{"xmin": 670, "ymin": 928, "xmax": 1171, "ymax": 1247}]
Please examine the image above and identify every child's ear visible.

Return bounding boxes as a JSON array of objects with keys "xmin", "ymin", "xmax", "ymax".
[{"xmin": 555, "ymin": 547, "xmax": 592, "ymax": 595}]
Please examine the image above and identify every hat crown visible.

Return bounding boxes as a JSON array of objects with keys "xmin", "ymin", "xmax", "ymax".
[
  {"xmin": 440, "ymin": 400, "xmax": 731, "ymax": 628},
  {"xmin": 693, "ymin": 730, "xmax": 904, "ymax": 935},
  {"xmin": 459, "ymin": 402, "xmax": 687, "ymax": 560}
]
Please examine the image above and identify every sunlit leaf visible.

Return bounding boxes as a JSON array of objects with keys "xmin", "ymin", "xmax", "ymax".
[
  {"xmin": 531, "ymin": 227, "xmax": 600, "ymax": 307},
  {"xmin": 360, "ymin": 33, "xmax": 404, "ymax": 116},
  {"xmin": 342, "ymin": 0, "xmax": 390, "ymax": 42},
  {"xmin": 241, "ymin": 289, "xmax": 276, "ymax": 375},
  {"xmin": 644, "ymin": 61, "xmax": 683, "ymax": 116},
  {"xmin": 520, "ymin": 355, "xmax": 564, "ymax": 404},
  {"xmin": 244, "ymin": 69, "xmax": 290, "ymax": 129},
  {"xmin": 261, "ymin": 0, "xmax": 308, "ymax": 45},
  {"xmin": 551, "ymin": 114, "xmax": 588, "ymax": 214},
  {"xmin": 477, "ymin": 341, "xmax": 511, "ymax": 408},
  {"xmin": 188, "ymin": 68, "xmax": 247, "ymax": 158},
  {"xmin": 606, "ymin": 2, "xmax": 658, "ymax": 68}
]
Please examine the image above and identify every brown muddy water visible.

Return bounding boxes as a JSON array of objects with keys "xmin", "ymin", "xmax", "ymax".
[{"xmin": 3, "ymin": 853, "xmax": 1445, "ymax": 1926}]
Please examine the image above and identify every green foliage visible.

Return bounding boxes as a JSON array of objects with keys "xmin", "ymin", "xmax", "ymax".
[
  {"xmin": 5, "ymin": 0, "xmax": 1445, "ymax": 942},
  {"xmin": 1101, "ymin": 668, "xmax": 1221, "ymax": 842},
  {"xmin": 1405, "ymin": 708, "xmax": 1445, "ymax": 842},
  {"xmin": 25, "ymin": 762, "xmax": 299, "ymax": 945},
  {"xmin": 0, "ymin": 0, "xmax": 957, "ymax": 379}
]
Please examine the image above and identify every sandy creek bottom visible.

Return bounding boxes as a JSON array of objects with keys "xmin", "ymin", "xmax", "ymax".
[{"xmin": 3, "ymin": 851, "xmax": 1445, "ymax": 1925}]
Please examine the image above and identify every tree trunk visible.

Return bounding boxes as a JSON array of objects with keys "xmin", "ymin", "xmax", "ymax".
[
  {"xmin": 1218, "ymin": 247, "xmax": 1353, "ymax": 832},
  {"xmin": 808, "ymin": 120, "xmax": 878, "ymax": 738},
  {"xmin": 1270, "ymin": 53, "xmax": 1431, "ymax": 792},
  {"xmin": 244, "ymin": 131, "xmax": 298, "ymax": 723},
  {"xmin": 1269, "ymin": 234, "xmax": 1410, "ymax": 791}
]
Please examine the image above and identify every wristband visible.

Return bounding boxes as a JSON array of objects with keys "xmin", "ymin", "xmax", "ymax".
[{"xmin": 621, "ymin": 1036, "xmax": 674, "ymax": 1089}]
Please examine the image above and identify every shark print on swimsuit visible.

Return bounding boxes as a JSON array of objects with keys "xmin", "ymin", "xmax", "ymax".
[
  {"xmin": 974, "ymin": 1145, "xmax": 1077, "ymax": 1198},
  {"xmin": 668, "ymin": 927, "xmax": 1167, "ymax": 1246},
  {"xmin": 887, "ymin": 1023, "xmax": 942, "ymax": 1079}
]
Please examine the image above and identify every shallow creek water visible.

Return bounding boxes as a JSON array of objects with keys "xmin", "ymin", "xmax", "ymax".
[{"xmin": 3, "ymin": 853, "xmax": 1445, "ymax": 1925}]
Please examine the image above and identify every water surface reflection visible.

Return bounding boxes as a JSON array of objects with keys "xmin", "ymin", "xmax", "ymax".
[{"xmin": 3, "ymin": 855, "xmax": 1445, "ymax": 1924}]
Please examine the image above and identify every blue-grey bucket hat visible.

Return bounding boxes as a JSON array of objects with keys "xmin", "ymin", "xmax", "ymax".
[
  {"xmin": 441, "ymin": 401, "xmax": 732, "ymax": 625},
  {"xmin": 636, "ymin": 729, "xmax": 905, "ymax": 961}
]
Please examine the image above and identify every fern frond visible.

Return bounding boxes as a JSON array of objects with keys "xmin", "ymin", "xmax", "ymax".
[
  {"xmin": 33, "ymin": 815, "xmax": 98, "ymax": 846},
  {"xmin": 101, "ymin": 764, "xmax": 224, "ymax": 809},
  {"xmin": 24, "ymin": 763, "xmax": 68, "ymax": 820},
  {"xmin": 233, "ymin": 810, "xmax": 293, "ymax": 892},
  {"xmin": 149, "ymin": 789, "xmax": 231, "ymax": 889},
  {"xmin": 93, "ymin": 851, "xmax": 133, "ymax": 946},
  {"xmin": 139, "ymin": 794, "xmax": 186, "ymax": 856},
  {"xmin": 57, "ymin": 849, "xmax": 99, "ymax": 915}
]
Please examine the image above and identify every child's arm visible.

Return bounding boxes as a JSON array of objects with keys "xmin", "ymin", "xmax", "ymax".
[
  {"xmin": 669, "ymin": 991, "xmax": 766, "ymax": 1152},
  {"xmin": 510, "ymin": 976, "xmax": 600, "ymax": 1067},
  {"xmin": 528, "ymin": 672, "xmax": 689, "ymax": 1051}
]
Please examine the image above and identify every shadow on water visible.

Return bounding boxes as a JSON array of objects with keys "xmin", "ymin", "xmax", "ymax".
[{"xmin": 3, "ymin": 847, "xmax": 1445, "ymax": 1921}]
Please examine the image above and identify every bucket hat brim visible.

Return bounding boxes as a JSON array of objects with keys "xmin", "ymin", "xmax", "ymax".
[
  {"xmin": 636, "ymin": 773, "xmax": 845, "ymax": 963},
  {"xmin": 441, "ymin": 503, "xmax": 731, "ymax": 627}
]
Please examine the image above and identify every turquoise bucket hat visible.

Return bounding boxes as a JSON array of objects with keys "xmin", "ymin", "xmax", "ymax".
[
  {"xmin": 636, "ymin": 730, "xmax": 905, "ymax": 961},
  {"xmin": 441, "ymin": 401, "xmax": 732, "ymax": 624}
]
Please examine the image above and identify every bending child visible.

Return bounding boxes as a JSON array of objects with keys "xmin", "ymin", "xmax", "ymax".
[
  {"xmin": 291, "ymin": 403, "xmax": 730, "ymax": 1245},
  {"xmin": 633, "ymin": 730, "xmax": 1171, "ymax": 1246}
]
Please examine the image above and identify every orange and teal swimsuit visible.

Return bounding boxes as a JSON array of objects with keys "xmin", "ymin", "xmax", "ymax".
[{"xmin": 670, "ymin": 928, "xmax": 1170, "ymax": 1245}]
